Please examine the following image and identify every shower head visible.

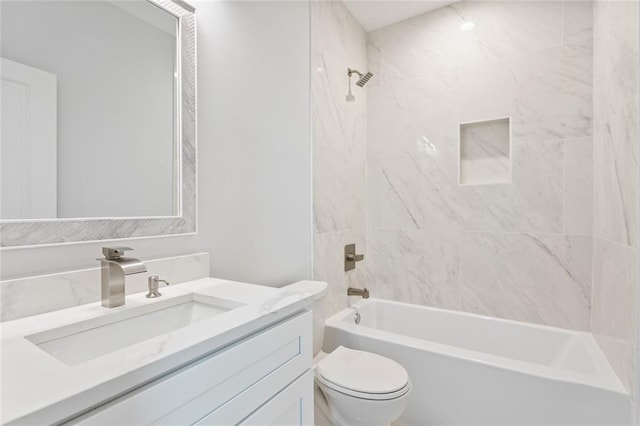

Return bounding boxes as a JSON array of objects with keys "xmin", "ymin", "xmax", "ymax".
[
  {"xmin": 348, "ymin": 68, "xmax": 374, "ymax": 87},
  {"xmin": 356, "ymin": 71, "xmax": 373, "ymax": 87}
]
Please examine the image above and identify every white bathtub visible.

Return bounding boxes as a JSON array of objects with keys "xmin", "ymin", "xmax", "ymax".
[{"xmin": 323, "ymin": 298, "xmax": 630, "ymax": 425}]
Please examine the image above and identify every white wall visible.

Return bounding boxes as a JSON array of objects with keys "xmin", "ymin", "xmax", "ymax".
[
  {"xmin": 194, "ymin": 0, "xmax": 312, "ymax": 286},
  {"xmin": 0, "ymin": 1, "xmax": 312, "ymax": 288}
]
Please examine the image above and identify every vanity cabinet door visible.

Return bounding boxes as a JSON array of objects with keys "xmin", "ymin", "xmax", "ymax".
[
  {"xmin": 196, "ymin": 370, "xmax": 314, "ymax": 426},
  {"xmin": 241, "ymin": 370, "xmax": 314, "ymax": 426}
]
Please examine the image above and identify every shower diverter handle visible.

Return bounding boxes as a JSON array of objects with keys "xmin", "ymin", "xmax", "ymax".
[{"xmin": 344, "ymin": 243, "xmax": 364, "ymax": 271}]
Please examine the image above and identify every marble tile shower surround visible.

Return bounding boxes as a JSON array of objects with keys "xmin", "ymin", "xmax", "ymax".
[
  {"xmin": 366, "ymin": 230, "xmax": 592, "ymax": 330},
  {"xmin": 314, "ymin": 230, "xmax": 367, "ymax": 315},
  {"xmin": 0, "ymin": 253, "xmax": 209, "ymax": 322},
  {"xmin": 459, "ymin": 118, "xmax": 511, "ymax": 185},
  {"xmin": 591, "ymin": 0, "xmax": 639, "ymax": 399},
  {"xmin": 362, "ymin": 0, "xmax": 595, "ymax": 330},
  {"xmin": 591, "ymin": 238, "xmax": 638, "ymax": 394},
  {"xmin": 312, "ymin": 0, "xmax": 367, "ymax": 235},
  {"xmin": 592, "ymin": 2, "xmax": 639, "ymax": 248},
  {"xmin": 312, "ymin": 0, "xmax": 368, "ymax": 315}
]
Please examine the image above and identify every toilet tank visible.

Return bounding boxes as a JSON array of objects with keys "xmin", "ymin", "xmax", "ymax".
[{"xmin": 281, "ymin": 281, "xmax": 328, "ymax": 356}]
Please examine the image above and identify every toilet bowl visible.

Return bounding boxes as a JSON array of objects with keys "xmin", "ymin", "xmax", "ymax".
[
  {"xmin": 315, "ymin": 346, "xmax": 411, "ymax": 426},
  {"xmin": 285, "ymin": 281, "xmax": 411, "ymax": 426}
]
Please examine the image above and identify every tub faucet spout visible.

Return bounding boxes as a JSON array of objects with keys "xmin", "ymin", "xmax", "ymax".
[
  {"xmin": 100, "ymin": 247, "xmax": 147, "ymax": 308},
  {"xmin": 347, "ymin": 287, "xmax": 369, "ymax": 299}
]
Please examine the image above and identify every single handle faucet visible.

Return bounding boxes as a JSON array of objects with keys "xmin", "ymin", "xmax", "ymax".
[
  {"xmin": 99, "ymin": 247, "xmax": 147, "ymax": 308},
  {"xmin": 146, "ymin": 276, "xmax": 170, "ymax": 298}
]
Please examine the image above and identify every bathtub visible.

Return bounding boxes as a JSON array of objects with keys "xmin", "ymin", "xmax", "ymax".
[{"xmin": 323, "ymin": 298, "xmax": 630, "ymax": 425}]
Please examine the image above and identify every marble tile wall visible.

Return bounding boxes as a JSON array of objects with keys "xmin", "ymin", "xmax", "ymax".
[
  {"xmin": 312, "ymin": 0, "xmax": 368, "ymax": 315},
  {"xmin": 365, "ymin": 1, "xmax": 594, "ymax": 330},
  {"xmin": 591, "ymin": 0, "xmax": 640, "ymax": 405}
]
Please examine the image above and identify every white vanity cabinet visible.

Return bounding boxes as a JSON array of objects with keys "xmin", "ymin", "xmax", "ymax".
[{"xmin": 67, "ymin": 311, "xmax": 313, "ymax": 426}]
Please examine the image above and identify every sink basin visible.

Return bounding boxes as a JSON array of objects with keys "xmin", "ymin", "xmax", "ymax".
[{"xmin": 26, "ymin": 294, "xmax": 244, "ymax": 365}]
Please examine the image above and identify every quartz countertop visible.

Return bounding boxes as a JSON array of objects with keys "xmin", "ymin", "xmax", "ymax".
[{"xmin": 1, "ymin": 278, "xmax": 322, "ymax": 425}]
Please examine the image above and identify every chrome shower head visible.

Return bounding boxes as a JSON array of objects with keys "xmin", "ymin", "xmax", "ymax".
[{"xmin": 348, "ymin": 68, "xmax": 374, "ymax": 87}]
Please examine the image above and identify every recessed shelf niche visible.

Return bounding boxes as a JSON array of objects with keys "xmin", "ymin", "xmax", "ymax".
[{"xmin": 459, "ymin": 117, "xmax": 511, "ymax": 185}]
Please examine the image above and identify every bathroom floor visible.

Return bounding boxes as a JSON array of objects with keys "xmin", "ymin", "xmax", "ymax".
[
  {"xmin": 313, "ymin": 385, "xmax": 334, "ymax": 426},
  {"xmin": 314, "ymin": 385, "xmax": 408, "ymax": 426}
]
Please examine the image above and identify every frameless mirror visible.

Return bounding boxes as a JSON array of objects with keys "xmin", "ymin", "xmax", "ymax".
[{"xmin": 0, "ymin": 0, "xmax": 196, "ymax": 247}]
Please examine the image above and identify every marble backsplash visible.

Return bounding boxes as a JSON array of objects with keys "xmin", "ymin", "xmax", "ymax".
[{"xmin": 0, "ymin": 252, "xmax": 209, "ymax": 322}]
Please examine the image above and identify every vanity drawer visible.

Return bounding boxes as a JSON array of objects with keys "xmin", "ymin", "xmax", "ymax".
[{"xmin": 69, "ymin": 311, "xmax": 312, "ymax": 425}]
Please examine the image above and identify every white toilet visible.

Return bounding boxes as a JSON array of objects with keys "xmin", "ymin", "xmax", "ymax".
[{"xmin": 288, "ymin": 281, "xmax": 411, "ymax": 426}]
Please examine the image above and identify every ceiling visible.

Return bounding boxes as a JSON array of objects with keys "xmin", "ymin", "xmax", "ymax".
[{"xmin": 343, "ymin": 1, "xmax": 455, "ymax": 32}]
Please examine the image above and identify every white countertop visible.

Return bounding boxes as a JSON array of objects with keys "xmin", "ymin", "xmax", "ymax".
[{"xmin": 0, "ymin": 278, "xmax": 320, "ymax": 425}]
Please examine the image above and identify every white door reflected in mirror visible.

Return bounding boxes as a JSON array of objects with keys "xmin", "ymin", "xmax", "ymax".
[{"xmin": 1, "ymin": 58, "xmax": 57, "ymax": 220}]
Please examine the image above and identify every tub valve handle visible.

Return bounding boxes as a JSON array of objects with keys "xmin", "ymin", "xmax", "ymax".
[{"xmin": 345, "ymin": 243, "xmax": 364, "ymax": 271}]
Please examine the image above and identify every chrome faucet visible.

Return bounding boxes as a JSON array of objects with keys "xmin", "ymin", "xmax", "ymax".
[{"xmin": 100, "ymin": 247, "xmax": 147, "ymax": 308}]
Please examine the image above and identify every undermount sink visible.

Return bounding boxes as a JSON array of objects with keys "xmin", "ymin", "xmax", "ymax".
[{"xmin": 26, "ymin": 294, "xmax": 244, "ymax": 365}]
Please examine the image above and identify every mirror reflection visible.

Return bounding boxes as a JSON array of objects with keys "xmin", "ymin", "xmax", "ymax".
[{"xmin": 1, "ymin": 0, "xmax": 178, "ymax": 220}]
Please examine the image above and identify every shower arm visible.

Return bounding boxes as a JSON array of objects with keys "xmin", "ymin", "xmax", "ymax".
[{"xmin": 348, "ymin": 68, "xmax": 364, "ymax": 78}]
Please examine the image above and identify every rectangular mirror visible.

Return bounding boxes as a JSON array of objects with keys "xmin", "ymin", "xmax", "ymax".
[{"xmin": 0, "ymin": 0, "xmax": 196, "ymax": 247}]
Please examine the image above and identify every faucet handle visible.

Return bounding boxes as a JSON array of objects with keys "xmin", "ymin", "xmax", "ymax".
[
  {"xmin": 102, "ymin": 247, "xmax": 134, "ymax": 260},
  {"xmin": 344, "ymin": 243, "xmax": 364, "ymax": 272}
]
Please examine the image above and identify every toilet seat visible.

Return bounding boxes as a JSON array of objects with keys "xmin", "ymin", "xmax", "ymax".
[
  {"xmin": 315, "ymin": 346, "xmax": 410, "ymax": 401},
  {"xmin": 316, "ymin": 371, "xmax": 411, "ymax": 400}
]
